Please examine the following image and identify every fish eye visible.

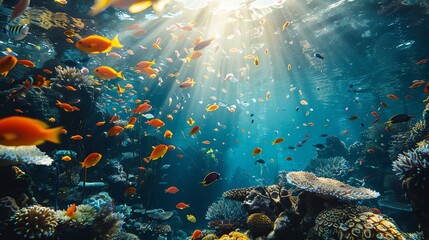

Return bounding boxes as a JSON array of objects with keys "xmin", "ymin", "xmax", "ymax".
[{"xmin": 95, "ymin": 69, "xmax": 99, "ymax": 72}]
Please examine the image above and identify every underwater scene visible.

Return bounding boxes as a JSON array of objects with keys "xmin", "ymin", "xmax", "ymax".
[{"xmin": 1, "ymin": 0, "xmax": 429, "ymax": 239}]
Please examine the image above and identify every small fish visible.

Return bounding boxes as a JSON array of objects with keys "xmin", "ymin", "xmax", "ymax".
[
  {"xmin": 176, "ymin": 202, "xmax": 190, "ymax": 210},
  {"xmin": 285, "ymin": 156, "xmax": 293, "ymax": 161},
  {"xmin": 148, "ymin": 144, "xmax": 169, "ymax": 161},
  {"xmin": 164, "ymin": 130, "xmax": 173, "ymax": 138},
  {"xmin": 70, "ymin": 135, "xmax": 83, "ymax": 140},
  {"xmin": 200, "ymin": 172, "xmax": 220, "ymax": 186},
  {"xmin": 252, "ymin": 147, "xmax": 262, "ymax": 155},
  {"xmin": 320, "ymin": 134, "xmax": 328, "ymax": 137},
  {"xmin": 65, "ymin": 203, "xmax": 77, "ymax": 218},
  {"xmin": 255, "ymin": 159, "xmax": 265, "ymax": 164},
  {"xmin": 313, "ymin": 52, "xmax": 324, "ymax": 60},
  {"xmin": 206, "ymin": 104, "xmax": 219, "ymax": 112},
  {"xmin": 282, "ymin": 21, "xmax": 290, "ymax": 31},
  {"xmin": 386, "ymin": 114, "xmax": 416, "ymax": 125},
  {"xmin": 76, "ymin": 35, "xmax": 122, "ymax": 54},
  {"xmin": 288, "ymin": 146, "xmax": 295, "ymax": 150},
  {"xmin": 62, "ymin": 155, "xmax": 72, "ymax": 161},
  {"xmin": 124, "ymin": 187, "xmax": 137, "ymax": 196},
  {"xmin": 165, "ymin": 186, "xmax": 179, "ymax": 194},
  {"xmin": 94, "ymin": 66, "xmax": 125, "ymax": 80},
  {"xmin": 387, "ymin": 94, "xmax": 398, "ymax": 100},
  {"xmin": 272, "ymin": 138, "xmax": 284, "ymax": 145},
  {"xmin": 107, "ymin": 126, "xmax": 124, "ymax": 136},
  {"xmin": 3, "ymin": 24, "xmax": 29, "ymax": 41},
  {"xmin": 187, "ymin": 117, "xmax": 195, "ymax": 126},
  {"xmin": 416, "ymin": 58, "xmax": 429, "ymax": 65},
  {"xmin": 189, "ymin": 126, "xmax": 200, "ymax": 135},
  {"xmin": 187, "ymin": 214, "xmax": 196, "ymax": 223},
  {"xmin": 81, "ymin": 153, "xmax": 102, "ymax": 168},
  {"xmin": 313, "ymin": 144, "xmax": 325, "ymax": 149},
  {"xmin": 348, "ymin": 116, "xmax": 359, "ymax": 121},
  {"xmin": 190, "ymin": 229, "xmax": 202, "ymax": 240}
]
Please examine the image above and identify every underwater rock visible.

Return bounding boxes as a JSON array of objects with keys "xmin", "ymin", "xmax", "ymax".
[
  {"xmin": 246, "ymin": 213, "xmax": 274, "ymax": 237},
  {"xmin": 9, "ymin": 205, "xmax": 58, "ymax": 239},
  {"xmin": 0, "ymin": 196, "xmax": 19, "ymax": 221},
  {"xmin": 243, "ymin": 186, "xmax": 276, "ymax": 218},
  {"xmin": 83, "ymin": 191, "xmax": 113, "ymax": 210},
  {"xmin": 267, "ymin": 210, "xmax": 304, "ymax": 240},
  {"xmin": 104, "ymin": 159, "xmax": 127, "ymax": 184},
  {"xmin": 316, "ymin": 136, "xmax": 349, "ymax": 159},
  {"xmin": 286, "ymin": 171, "xmax": 380, "ymax": 200},
  {"xmin": 304, "ymin": 156, "xmax": 349, "ymax": 181}
]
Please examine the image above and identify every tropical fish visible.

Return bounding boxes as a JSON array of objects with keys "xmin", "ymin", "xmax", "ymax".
[
  {"xmin": 189, "ymin": 126, "xmax": 200, "ymax": 135},
  {"xmin": 94, "ymin": 66, "xmax": 125, "ymax": 80},
  {"xmin": 387, "ymin": 94, "xmax": 398, "ymax": 100},
  {"xmin": 145, "ymin": 119, "xmax": 165, "ymax": 129},
  {"xmin": 165, "ymin": 186, "xmax": 179, "ymax": 194},
  {"xmin": 10, "ymin": 0, "xmax": 30, "ymax": 22},
  {"xmin": 124, "ymin": 187, "xmax": 137, "ymax": 196},
  {"xmin": 386, "ymin": 114, "xmax": 416, "ymax": 125},
  {"xmin": 70, "ymin": 135, "xmax": 83, "ymax": 140},
  {"xmin": 0, "ymin": 116, "xmax": 62, "ymax": 146},
  {"xmin": 176, "ymin": 202, "xmax": 190, "ymax": 210},
  {"xmin": 81, "ymin": 152, "xmax": 102, "ymax": 168},
  {"xmin": 186, "ymin": 214, "xmax": 196, "ymax": 223},
  {"xmin": 180, "ymin": 78, "xmax": 195, "ymax": 89},
  {"xmin": 200, "ymin": 172, "xmax": 220, "ymax": 186},
  {"xmin": 0, "ymin": 55, "xmax": 18, "ymax": 77},
  {"xmin": 186, "ymin": 51, "xmax": 203, "ymax": 62},
  {"xmin": 76, "ymin": 35, "xmax": 122, "ymax": 54},
  {"xmin": 133, "ymin": 103, "xmax": 152, "ymax": 114},
  {"xmin": 62, "ymin": 155, "xmax": 72, "ymax": 161},
  {"xmin": 3, "ymin": 24, "xmax": 29, "ymax": 41},
  {"xmin": 187, "ymin": 117, "xmax": 195, "ymax": 126},
  {"xmin": 252, "ymin": 147, "xmax": 262, "ymax": 155},
  {"xmin": 148, "ymin": 144, "xmax": 169, "ymax": 160},
  {"xmin": 194, "ymin": 39, "xmax": 213, "ymax": 51},
  {"xmin": 135, "ymin": 60, "xmax": 155, "ymax": 71},
  {"xmin": 272, "ymin": 138, "xmax": 284, "ymax": 145},
  {"xmin": 206, "ymin": 104, "xmax": 219, "ymax": 112},
  {"xmin": 65, "ymin": 203, "xmax": 77, "ymax": 218},
  {"xmin": 282, "ymin": 21, "xmax": 290, "ymax": 31},
  {"xmin": 190, "ymin": 230, "xmax": 202, "ymax": 240},
  {"xmin": 164, "ymin": 130, "xmax": 173, "ymax": 138},
  {"xmin": 107, "ymin": 126, "xmax": 124, "ymax": 136},
  {"xmin": 56, "ymin": 100, "xmax": 78, "ymax": 112}
]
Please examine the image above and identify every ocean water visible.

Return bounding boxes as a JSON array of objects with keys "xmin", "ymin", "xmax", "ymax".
[{"xmin": 0, "ymin": 0, "xmax": 429, "ymax": 239}]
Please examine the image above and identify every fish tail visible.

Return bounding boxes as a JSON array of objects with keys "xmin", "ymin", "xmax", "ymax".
[
  {"xmin": 385, "ymin": 120, "xmax": 392, "ymax": 125},
  {"xmin": 186, "ymin": 57, "xmax": 191, "ymax": 62},
  {"xmin": 117, "ymin": 70, "xmax": 125, "ymax": 80},
  {"xmin": 129, "ymin": 1, "xmax": 153, "ymax": 14},
  {"xmin": 45, "ymin": 126, "xmax": 63, "ymax": 144},
  {"xmin": 151, "ymin": 59, "xmax": 156, "ymax": 65},
  {"xmin": 90, "ymin": 0, "xmax": 113, "ymax": 16},
  {"xmin": 111, "ymin": 34, "xmax": 123, "ymax": 48}
]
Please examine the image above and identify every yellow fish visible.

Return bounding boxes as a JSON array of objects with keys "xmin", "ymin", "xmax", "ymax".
[{"xmin": 186, "ymin": 214, "xmax": 196, "ymax": 223}]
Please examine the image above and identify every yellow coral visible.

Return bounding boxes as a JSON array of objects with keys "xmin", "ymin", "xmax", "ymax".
[
  {"xmin": 219, "ymin": 231, "xmax": 249, "ymax": 240},
  {"xmin": 246, "ymin": 213, "xmax": 273, "ymax": 237},
  {"xmin": 202, "ymin": 233, "xmax": 219, "ymax": 240}
]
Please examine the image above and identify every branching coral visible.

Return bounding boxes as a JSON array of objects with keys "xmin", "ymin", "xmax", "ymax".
[
  {"xmin": 305, "ymin": 156, "xmax": 349, "ymax": 180},
  {"xmin": 286, "ymin": 171, "xmax": 380, "ymax": 200},
  {"xmin": 0, "ymin": 145, "xmax": 53, "ymax": 167},
  {"xmin": 10, "ymin": 205, "xmax": 58, "ymax": 239},
  {"xmin": 393, "ymin": 144, "xmax": 429, "ymax": 185},
  {"xmin": 52, "ymin": 66, "xmax": 97, "ymax": 87},
  {"xmin": 206, "ymin": 198, "xmax": 247, "ymax": 221}
]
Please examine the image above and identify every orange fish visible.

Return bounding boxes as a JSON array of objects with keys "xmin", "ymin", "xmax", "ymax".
[
  {"xmin": 133, "ymin": 103, "xmax": 152, "ymax": 114},
  {"xmin": 56, "ymin": 100, "xmax": 76, "ymax": 112},
  {"xmin": 96, "ymin": 121, "xmax": 105, "ymax": 126},
  {"xmin": 148, "ymin": 144, "xmax": 169, "ymax": 160},
  {"xmin": 167, "ymin": 114, "xmax": 173, "ymax": 120},
  {"xmin": 135, "ymin": 60, "xmax": 155, "ymax": 71},
  {"xmin": 124, "ymin": 187, "xmax": 137, "ymax": 196},
  {"xmin": 75, "ymin": 35, "xmax": 122, "ymax": 54},
  {"xmin": 81, "ymin": 152, "xmax": 102, "ymax": 168},
  {"xmin": 117, "ymin": 83, "xmax": 125, "ymax": 95},
  {"xmin": 0, "ymin": 55, "xmax": 18, "ymax": 77},
  {"xmin": 272, "ymin": 138, "xmax": 284, "ymax": 145},
  {"xmin": 370, "ymin": 111, "xmax": 379, "ymax": 117},
  {"xmin": 167, "ymin": 145, "xmax": 176, "ymax": 150},
  {"xmin": 14, "ymin": 109, "xmax": 24, "ymax": 113},
  {"xmin": 145, "ymin": 119, "xmax": 165, "ymax": 129},
  {"xmin": 177, "ymin": 154, "xmax": 183, "ymax": 158},
  {"xmin": 65, "ymin": 203, "xmax": 77, "ymax": 218},
  {"xmin": 18, "ymin": 59, "xmax": 35, "ymax": 67},
  {"xmin": 252, "ymin": 147, "xmax": 262, "ymax": 155},
  {"xmin": 164, "ymin": 130, "xmax": 173, "ymax": 138},
  {"xmin": 62, "ymin": 155, "xmax": 72, "ymax": 161},
  {"xmin": 416, "ymin": 58, "xmax": 429, "ymax": 65},
  {"xmin": 189, "ymin": 126, "xmax": 200, "ymax": 135},
  {"xmin": 206, "ymin": 104, "xmax": 219, "ymax": 112},
  {"xmin": 372, "ymin": 118, "xmax": 380, "ymax": 124},
  {"xmin": 380, "ymin": 102, "xmax": 388, "ymax": 108},
  {"xmin": 70, "ymin": 135, "xmax": 83, "ymax": 140},
  {"xmin": 187, "ymin": 117, "xmax": 195, "ymax": 126},
  {"xmin": 128, "ymin": 117, "xmax": 137, "ymax": 125},
  {"xmin": 342, "ymin": 130, "xmax": 349, "ymax": 135},
  {"xmin": 94, "ymin": 66, "xmax": 125, "ymax": 80},
  {"xmin": 43, "ymin": 69, "xmax": 53, "ymax": 74},
  {"xmin": 165, "ymin": 186, "xmax": 179, "ymax": 194},
  {"xmin": 0, "ymin": 116, "xmax": 62, "ymax": 146},
  {"xmin": 408, "ymin": 80, "xmax": 425, "ymax": 88},
  {"xmin": 65, "ymin": 86, "xmax": 77, "ymax": 91},
  {"xmin": 176, "ymin": 202, "xmax": 190, "ymax": 210},
  {"xmin": 387, "ymin": 94, "xmax": 398, "ymax": 100},
  {"xmin": 202, "ymin": 140, "xmax": 210, "ymax": 145},
  {"xmin": 190, "ymin": 230, "xmax": 202, "ymax": 240},
  {"xmin": 107, "ymin": 126, "xmax": 124, "ymax": 136},
  {"xmin": 186, "ymin": 51, "xmax": 203, "ymax": 62},
  {"xmin": 367, "ymin": 148, "xmax": 376, "ymax": 153},
  {"xmin": 425, "ymin": 82, "xmax": 429, "ymax": 94},
  {"xmin": 180, "ymin": 78, "xmax": 195, "ymax": 89}
]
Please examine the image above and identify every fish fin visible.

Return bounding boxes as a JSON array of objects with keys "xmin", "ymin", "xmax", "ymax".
[
  {"xmin": 151, "ymin": 59, "xmax": 156, "ymax": 65},
  {"xmin": 129, "ymin": 1, "xmax": 153, "ymax": 14},
  {"xmin": 111, "ymin": 34, "xmax": 123, "ymax": 48},
  {"xmin": 117, "ymin": 70, "xmax": 125, "ymax": 80},
  {"xmin": 186, "ymin": 57, "xmax": 191, "ymax": 62},
  {"xmin": 45, "ymin": 126, "xmax": 63, "ymax": 144},
  {"xmin": 102, "ymin": 47, "xmax": 113, "ymax": 53},
  {"xmin": 90, "ymin": 0, "xmax": 114, "ymax": 16}
]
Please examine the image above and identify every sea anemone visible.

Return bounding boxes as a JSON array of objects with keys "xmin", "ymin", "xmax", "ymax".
[
  {"xmin": 56, "ymin": 204, "xmax": 97, "ymax": 229},
  {"xmin": 305, "ymin": 156, "xmax": 349, "ymax": 180},
  {"xmin": 286, "ymin": 171, "xmax": 380, "ymax": 200},
  {"xmin": 392, "ymin": 144, "xmax": 429, "ymax": 187},
  {"xmin": 0, "ymin": 145, "xmax": 53, "ymax": 167},
  {"xmin": 10, "ymin": 205, "xmax": 58, "ymax": 239}
]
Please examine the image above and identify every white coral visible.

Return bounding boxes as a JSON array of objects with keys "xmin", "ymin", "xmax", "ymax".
[{"xmin": 0, "ymin": 145, "xmax": 53, "ymax": 167}]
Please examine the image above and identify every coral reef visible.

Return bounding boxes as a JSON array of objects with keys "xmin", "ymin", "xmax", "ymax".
[
  {"xmin": 304, "ymin": 156, "xmax": 349, "ymax": 180},
  {"xmin": 286, "ymin": 171, "xmax": 380, "ymax": 200},
  {"xmin": 56, "ymin": 204, "xmax": 97, "ymax": 230},
  {"xmin": 0, "ymin": 145, "xmax": 53, "ymax": 167},
  {"xmin": 219, "ymin": 231, "xmax": 249, "ymax": 240},
  {"xmin": 389, "ymin": 121, "xmax": 428, "ymax": 158},
  {"xmin": 202, "ymin": 233, "xmax": 219, "ymax": 240},
  {"xmin": 0, "ymin": 196, "xmax": 19, "ymax": 221},
  {"xmin": 133, "ymin": 222, "xmax": 172, "ymax": 237},
  {"xmin": 267, "ymin": 210, "xmax": 304, "ymax": 240},
  {"xmin": 246, "ymin": 213, "xmax": 273, "ymax": 237},
  {"xmin": 206, "ymin": 198, "xmax": 247, "ymax": 221},
  {"xmin": 222, "ymin": 185, "xmax": 279, "ymax": 202},
  {"xmin": 92, "ymin": 207, "xmax": 124, "ymax": 240},
  {"xmin": 83, "ymin": 191, "xmax": 113, "ymax": 210},
  {"xmin": 10, "ymin": 205, "xmax": 58, "ymax": 239},
  {"xmin": 114, "ymin": 232, "xmax": 140, "ymax": 240},
  {"xmin": 0, "ymin": 166, "xmax": 36, "ymax": 207}
]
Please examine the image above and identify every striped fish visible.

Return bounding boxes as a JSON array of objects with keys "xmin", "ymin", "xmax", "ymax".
[{"xmin": 3, "ymin": 24, "xmax": 28, "ymax": 39}]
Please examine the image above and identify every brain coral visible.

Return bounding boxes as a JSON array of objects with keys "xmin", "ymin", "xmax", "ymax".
[{"xmin": 246, "ymin": 213, "xmax": 273, "ymax": 237}]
